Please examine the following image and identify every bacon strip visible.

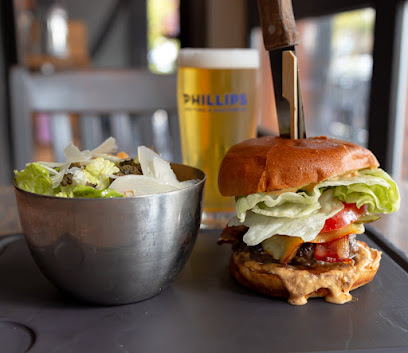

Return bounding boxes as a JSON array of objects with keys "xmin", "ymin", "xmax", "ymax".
[{"xmin": 218, "ymin": 226, "xmax": 248, "ymax": 245}]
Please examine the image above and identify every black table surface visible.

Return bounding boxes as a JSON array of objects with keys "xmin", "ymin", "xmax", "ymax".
[{"xmin": 0, "ymin": 230, "xmax": 408, "ymax": 353}]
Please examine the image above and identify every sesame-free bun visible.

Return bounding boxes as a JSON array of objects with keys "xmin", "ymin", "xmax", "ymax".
[
  {"xmin": 230, "ymin": 241, "xmax": 381, "ymax": 305},
  {"xmin": 218, "ymin": 136, "xmax": 379, "ymax": 196}
]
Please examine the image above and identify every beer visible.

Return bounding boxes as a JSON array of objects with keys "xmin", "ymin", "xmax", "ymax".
[{"xmin": 177, "ymin": 49, "xmax": 259, "ymax": 225}]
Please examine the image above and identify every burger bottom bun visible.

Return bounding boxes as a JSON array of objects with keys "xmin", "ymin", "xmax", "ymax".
[{"xmin": 230, "ymin": 241, "xmax": 381, "ymax": 305}]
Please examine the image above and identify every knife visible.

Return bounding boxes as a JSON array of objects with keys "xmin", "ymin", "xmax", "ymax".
[{"xmin": 257, "ymin": 0, "xmax": 306, "ymax": 139}]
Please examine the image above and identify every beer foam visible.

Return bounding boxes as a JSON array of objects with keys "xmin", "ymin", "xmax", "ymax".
[{"xmin": 178, "ymin": 49, "xmax": 259, "ymax": 69}]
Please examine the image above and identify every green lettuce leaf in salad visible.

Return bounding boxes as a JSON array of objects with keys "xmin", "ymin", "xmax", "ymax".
[
  {"xmin": 13, "ymin": 137, "xmax": 124, "ymax": 199},
  {"xmin": 232, "ymin": 168, "xmax": 400, "ymax": 246},
  {"xmin": 71, "ymin": 185, "xmax": 122, "ymax": 198},
  {"xmin": 13, "ymin": 137, "xmax": 195, "ymax": 199},
  {"xmin": 85, "ymin": 158, "xmax": 119, "ymax": 189},
  {"xmin": 14, "ymin": 163, "xmax": 56, "ymax": 196},
  {"xmin": 55, "ymin": 186, "xmax": 74, "ymax": 198}
]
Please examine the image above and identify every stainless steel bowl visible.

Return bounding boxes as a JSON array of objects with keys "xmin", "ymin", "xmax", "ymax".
[{"xmin": 14, "ymin": 164, "xmax": 205, "ymax": 305}]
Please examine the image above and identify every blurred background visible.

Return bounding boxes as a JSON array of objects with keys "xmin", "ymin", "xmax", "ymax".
[{"xmin": 0, "ymin": 0, "xmax": 407, "ymax": 184}]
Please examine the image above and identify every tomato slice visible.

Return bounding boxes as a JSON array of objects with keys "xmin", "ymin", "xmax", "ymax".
[
  {"xmin": 320, "ymin": 203, "xmax": 367, "ymax": 233},
  {"xmin": 314, "ymin": 235, "xmax": 350, "ymax": 263}
]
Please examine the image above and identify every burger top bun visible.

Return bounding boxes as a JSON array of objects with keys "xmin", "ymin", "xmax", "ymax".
[{"xmin": 218, "ymin": 136, "xmax": 379, "ymax": 196}]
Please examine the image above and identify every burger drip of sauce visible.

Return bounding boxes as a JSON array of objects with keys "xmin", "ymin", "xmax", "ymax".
[
  {"xmin": 234, "ymin": 242, "xmax": 379, "ymax": 305},
  {"xmin": 271, "ymin": 243, "xmax": 372, "ymax": 305},
  {"xmin": 219, "ymin": 226, "xmax": 381, "ymax": 305}
]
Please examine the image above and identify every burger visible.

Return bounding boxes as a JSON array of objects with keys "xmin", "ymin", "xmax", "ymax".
[{"xmin": 218, "ymin": 136, "xmax": 400, "ymax": 305}]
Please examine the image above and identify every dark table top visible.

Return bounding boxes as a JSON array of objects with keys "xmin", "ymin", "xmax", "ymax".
[{"xmin": 0, "ymin": 231, "xmax": 408, "ymax": 353}]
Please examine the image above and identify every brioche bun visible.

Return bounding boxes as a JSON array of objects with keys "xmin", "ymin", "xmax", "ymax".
[
  {"xmin": 230, "ymin": 240, "xmax": 381, "ymax": 305},
  {"xmin": 218, "ymin": 136, "xmax": 379, "ymax": 196}
]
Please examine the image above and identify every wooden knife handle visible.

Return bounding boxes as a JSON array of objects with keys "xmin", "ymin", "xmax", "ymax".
[
  {"xmin": 282, "ymin": 50, "xmax": 298, "ymax": 139},
  {"xmin": 257, "ymin": 0, "xmax": 300, "ymax": 50}
]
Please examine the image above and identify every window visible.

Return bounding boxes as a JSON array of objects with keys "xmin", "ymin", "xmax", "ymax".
[
  {"xmin": 399, "ymin": 1, "xmax": 408, "ymax": 181},
  {"xmin": 257, "ymin": 8, "xmax": 376, "ymax": 148},
  {"xmin": 147, "ymin": 0, "xmax": 180, "ymax": 73},
  {"xmin": 297, "ymin": 9, "xmax": 375, "ymax": 146}
]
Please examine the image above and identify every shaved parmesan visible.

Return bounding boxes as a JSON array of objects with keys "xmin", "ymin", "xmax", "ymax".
[
  {"xmin": 62, "ymin": 137, "xmax": 119, "ymax": 165},
  {"xmin": 91, "ymin": 137, "xmax": 118, "ymax": 155},
  {"xmin": 109, "ymin": 175, "xmax": 179, "ymax": 196},
  {"xmin": 23, "ymin": 137, "xmax": 197, "ymax": 196},
  {"xmin": 110, "ymin": 147, "xmax": 196, "ymax": 196},
  {"xmin": 138, "ymin": 146, "xmax": 180, "ymax": 187},
  {"xmin": 64, "ymin": 142, "xmax": 92, "ymax": 162}
]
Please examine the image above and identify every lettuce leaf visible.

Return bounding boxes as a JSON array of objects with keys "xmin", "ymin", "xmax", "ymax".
[
  {"xmin": 236, "ymin": 168, "xmax": 400, "ymax": 223},
  {"xmin": 236, "ymin": 191, "xmax": 321, "ymax": 222},
  {"xmin": 41, "ymin": 162, "xmax": 70, "ymax": 188},
  {"xmin": 230, "ymin": 189, "xmax": 344, "ymax": 245},
  {"xmin": 85, "ymin": 158, "xmax": 119, "ymax": 189},
  {"xmin": 332, "ymin": 168, "xmax": 400, "ymax": 214},
  {"xmin": 233, "ymin": 168, "xmax": 400, "ymax": 246},
  {"xmin": 72, "ymin": 169, "xmax": 98, "ymax": 186},
  {"xmin": 14, "ymin": 163, "xmax": 56, "ymax": 195},
  {"xmin": 55, "ymin": 186, "xmax": 75, "ymax": 198},
  {"xmin": 72, "ymin": 185, "xmax": 123, "ymax": 198},
  {"xmin": 55, "ymin": 185, "xmax": 122, "ymax": 198}
]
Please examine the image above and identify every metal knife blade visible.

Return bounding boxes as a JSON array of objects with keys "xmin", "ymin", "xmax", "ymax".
[{"xmin": 269, "ymin": 47, "xmax": 292, "ymax": 138}]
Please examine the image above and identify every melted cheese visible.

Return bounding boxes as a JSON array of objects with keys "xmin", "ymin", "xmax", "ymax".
[
  {"xmin": 236, "ymin": 241, "xmax": 381, "ymax": 305},
  {"xmin": 311, "ymin": 223, "xmax": 365, "ymax": 243},
  {"xmin": 261, "ymin": 223, "xmax": 365, "ymax": 264},
  {"xmin": 265, "ymin": 186, "xmax": 300, "ymax": 196},
  {"xmin": 295, "ymin": 169, "xmax": 363, "ymax": 193}
]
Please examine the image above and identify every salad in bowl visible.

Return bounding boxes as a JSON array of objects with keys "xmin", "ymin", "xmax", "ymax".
[
  {"xmin": 13, "ymin": 137, "xmax": 205, "ymax": 305},
  {"xmin": 14, "ymin": 137, "xmax": 194, "ymax": 198}
]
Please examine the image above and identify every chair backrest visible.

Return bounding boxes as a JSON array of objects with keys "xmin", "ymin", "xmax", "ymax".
[{"xmin": 10, "ymin": 67, "xmax": 180, "ymax": 170}]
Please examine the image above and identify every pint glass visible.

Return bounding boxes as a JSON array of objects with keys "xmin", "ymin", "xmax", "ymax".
[{"xmin": 177, "ymin": 49, "xmax": 259, "ymax": 228}]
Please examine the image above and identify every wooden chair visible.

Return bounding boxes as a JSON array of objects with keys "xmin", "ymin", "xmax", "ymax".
[{"xmin": 9, "ymin": 67, "xmax": 180, "ymax": 170}]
